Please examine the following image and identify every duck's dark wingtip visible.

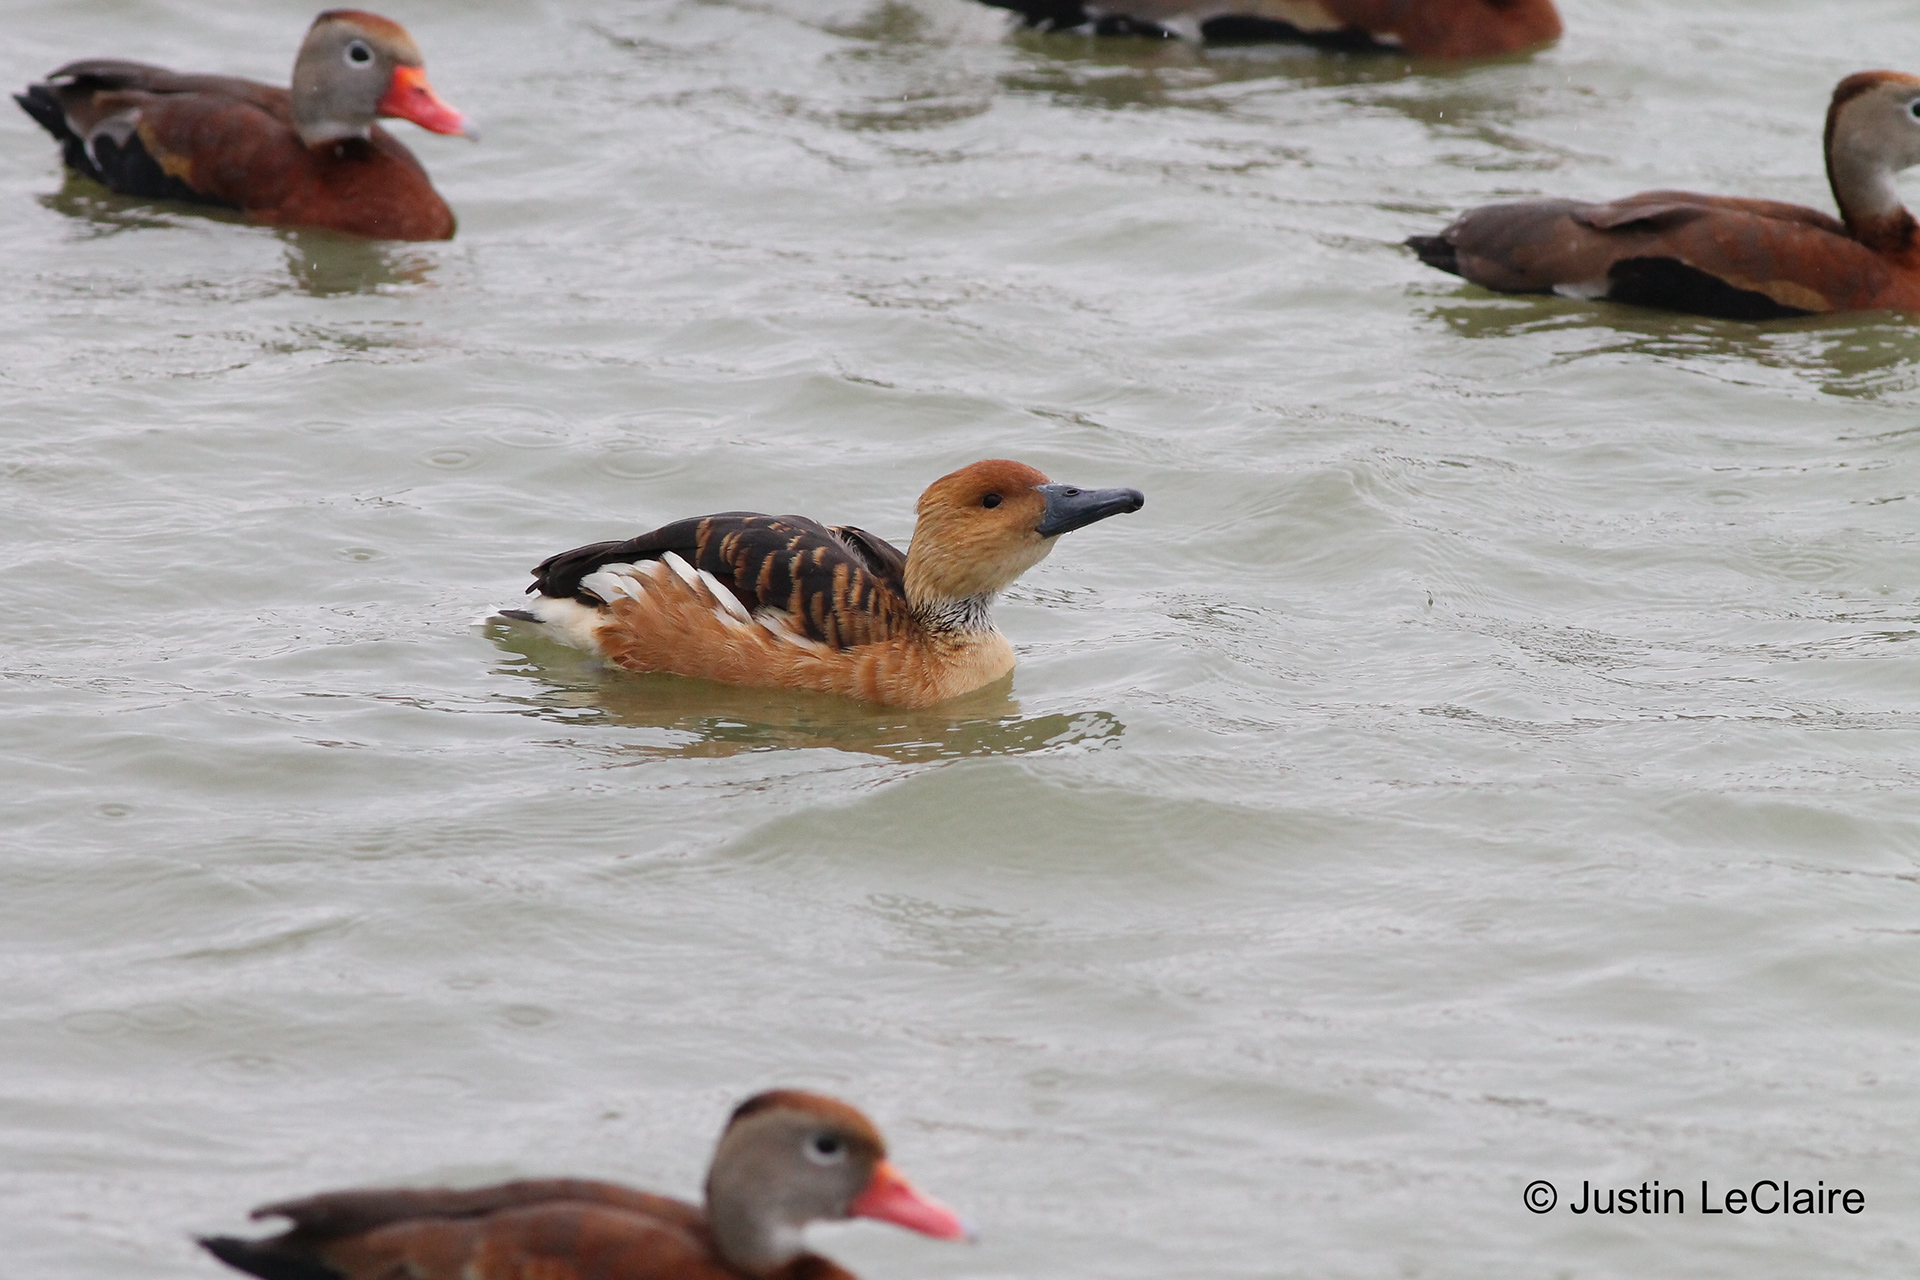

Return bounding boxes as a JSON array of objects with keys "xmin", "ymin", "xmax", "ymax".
[
  {"xmin": 1404, "ymin": 233, "xmax": 1461, "ymax": 275},
  {"xmin": 496, "ymin": 608, "xmax": 541, "ymax": 623},
  {"xmin": 198, "ymin": 1236, "xmax": 341, "ymax": 1280}
]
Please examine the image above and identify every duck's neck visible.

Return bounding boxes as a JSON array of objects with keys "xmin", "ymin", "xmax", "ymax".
[
  {"xmin": 707, "ymin": 1199, "xmax": 804, "ymax": 1279},
  {"xmin": 908, "ymin": 591, "xmax": 998, "ymax": 640},
  {"xmin": 1829, "ymin": 139, "xmax": 1920, "ymax": 254},
  {"xmin": 297, "ymin": 120, "xmax": 374, "ymax": 147},
  {"xmin": 290, "ymin": 75, "xmax": 376, "ymax": 147}
]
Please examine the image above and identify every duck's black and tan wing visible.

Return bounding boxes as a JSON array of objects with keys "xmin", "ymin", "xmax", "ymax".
[{"xmin": 527, "ymin": 512, "xmax": 911, "ymax": 650}]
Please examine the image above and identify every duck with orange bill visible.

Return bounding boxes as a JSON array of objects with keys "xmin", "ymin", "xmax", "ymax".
[
  {"xmin": 501, "ymin": 460, "xmax": 1144, "ymax": 709},
  {"xmin": 15, "ymin": 9, "xmax": 473, "ymax": 241},
  {"xmin": 199, "ymin": 1090, "xmax": 971, "ymax": 1280},
  {"xmin": 1407, "ymin": 72, "xmax": 1920, "ymax": 318}
]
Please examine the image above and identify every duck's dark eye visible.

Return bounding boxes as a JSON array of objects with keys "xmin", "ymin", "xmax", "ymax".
[
  {"xmin": 805, "ymin": 1133, "xmax": 847, "ymax": 1165},
  {"xmin": 1909, "ymin": 99, "xmax": 1920, "ymax": 120},
  {"xmin": 346, "ymin": 41, "xmax": 373, "ymax": 65},
  {"xmin": 981, "ymin": 493, "xmax": 1001, "ymax": 509}
]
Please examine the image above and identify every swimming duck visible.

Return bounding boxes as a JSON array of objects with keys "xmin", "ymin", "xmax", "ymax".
[
  {"xmin": 977, "ymin": 0, "xmax": 1560, "ymax": 57},
  {"xmin": 1407, "ymin": 71, "xmax": 1920, "ymax": 319},
  {"xmin": 15, "ymin": 9, "xmax": 470, "ymax": 241},
  {"xmin": 503, "ymin": 459, "xmax": 1144, "ymax": 709},
  {"xmin": 200, "ymin": 1090, "xmax": 970, "ymax": 1280}
]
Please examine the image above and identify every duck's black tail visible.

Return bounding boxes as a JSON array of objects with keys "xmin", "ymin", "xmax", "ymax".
[
  {"xmin": 1404, "ymin": 233, "xmax": 1461, "ymax": 277},
  {"xmin": 972, "ymin": 0, "xmax": 1089, "ymax": 28},
  {"xmin": 197, "ymin": 1236, "xmax": 340, "ymax": 1280},
  {"xmin": 14, "ymin": 83, "xmax": 99, "ymax": 180},
  {"xmin": 15, "ymin": 83, "xmax": 67, "ymax": 139},
  {"xmin": 972, "ymin": 0, "xmax": 1178, "ymax": 35}
]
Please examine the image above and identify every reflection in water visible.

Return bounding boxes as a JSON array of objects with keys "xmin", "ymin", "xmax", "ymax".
[
  {"xmin": 36, "ymin": 176, "xmax": 438, "ymax": 296},
  {"xmin": 826, "ymin": 0, "xmax": 957, "ymax": 44},
  {"xmin": 998, "ymin": 33, "xmax": 1310, "ymax": 110},
  {"xmin": 1416, "ymin": 294, "xmax": 1920, "ymax": 399},
  {"xmin": 1360, "ymin": 75, "xmax": 1585, "ymax": 171},
  {"xmin": 280, "ymin": 231, "xmax": 437, "ymax": 297},
  {"xmin": 484, "ymin": 621, "xmax": 1124, "ymax": 761},
  {"xmin": 37, "ymin": 180, "xmax": 249, "ymax": 238},
  {"xmin": 997, "ymin": 48, "xmax": 1573, "ymax": 164},
  {"xmin": 830, "ymin": 95, "xmax": 996, "ymax": 133},
  {"xmin": 817, "ymin": 3, "xmax": 998, "ymax": 132}
]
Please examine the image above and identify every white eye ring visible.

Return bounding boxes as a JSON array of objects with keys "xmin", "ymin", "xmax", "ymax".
[
  {"xmin": 1908, "ymin": 98, "xmax": 1920, "ymax": 121},
  {"xmin": 345, "ymin": 40, "xmax": 374, "ymax": 66},
  {"xmin": 804, "ymin": 1133, "xmax": 848, "ymax": 1166}
]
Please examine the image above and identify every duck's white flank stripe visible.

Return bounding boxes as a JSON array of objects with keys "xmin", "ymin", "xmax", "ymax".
[
  {"xmin": 752, "ymin": 610, "xmax": 829, "ymax": 653},
  {"xmin": 1554, "ymin": 279, "xmax": 1609, "ymax": 300},
  {"xmin": 700, "ymin": 570, "xmax": 752, "ymax": 622},
  {"xmin": 580, "ymin": 567, "xmax": 643, "ymax": 602},
  {"xmin": 660, "ymin": 551, "xmax": 702, "ymax": 589}
]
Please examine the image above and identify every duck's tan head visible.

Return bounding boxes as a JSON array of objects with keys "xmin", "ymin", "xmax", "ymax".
[
  {"xmin": 1825, "ymin": 70, "xmax": 1920, "ymax": 239},
  {"xmin": 902, "ymin": 460, "xmax": 1144, "ymax": 618},
  {"xmin": 292, "ymin": 10, "xmax": 472, "ymax": 146},
  {"xmin": 704, "ymin": 1090, "xmax": 970, "ymax": 1277}
]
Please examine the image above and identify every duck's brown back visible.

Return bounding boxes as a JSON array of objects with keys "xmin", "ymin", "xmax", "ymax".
[{"xmin": 1409, "ymin": 191, "xmax": 1914, "ymax": 318}]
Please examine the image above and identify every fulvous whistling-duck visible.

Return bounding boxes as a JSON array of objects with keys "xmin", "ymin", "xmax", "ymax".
[
  {"xmin": 1408, "ymin": 72, "xmax": 1920, "ymax": 319},
  {"xmin": 200, "ymin": 1090, "xmax": 971, "ymax": 1280},
  {"xmin": 15, "ymin": 10, "xmax": 471, "ymax": 241},
  {"xmin": 501, "ymin": 460, "xmax": 1145, "ymax": 709},
  {"xmin": 977, "ymin": 0, "xmax": 1560, "ymax": 57}
]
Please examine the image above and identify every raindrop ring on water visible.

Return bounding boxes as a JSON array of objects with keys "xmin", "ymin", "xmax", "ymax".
[{"xmin": 1524, "ymin": 1180, "xmax": 1557, "ymax": 1213}]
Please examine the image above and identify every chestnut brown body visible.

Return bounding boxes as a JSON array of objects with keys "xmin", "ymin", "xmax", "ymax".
[
  {"xmin": 16, "ymin": 11, "xmax": 468, "ymax": 240},
  {"xmin": 1408, "ymin": 72, "xmax": 1920, "ymax": 318},
  {"xmin": 200, "ymin": 1092, "xmax": 970, "ymax": 1280}
]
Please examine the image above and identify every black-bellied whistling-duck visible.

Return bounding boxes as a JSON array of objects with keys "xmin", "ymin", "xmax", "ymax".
[
  {"xmin": 200, "ymin": 1090, "xmax": 971, "ymax": 1280},
  {"xmin": 977, "ymin": 0, "xmax": 1560, "ymax": 57},
  {"xmin": 1408, "ymin": 72, "xmax": 1920, "ymax": 319},
  {"xmin": 502, "ymin": 460, "xmax": 1145, "ymax": 709},
  {"xmin": 15, "ymin": 9, "xmax": 470, "ymax": 241}
]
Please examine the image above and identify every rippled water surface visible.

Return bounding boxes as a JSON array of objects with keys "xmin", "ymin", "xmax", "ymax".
[{"xmin": 7, "ymin": 1, "xmax": 1920, "ymax": 1276}]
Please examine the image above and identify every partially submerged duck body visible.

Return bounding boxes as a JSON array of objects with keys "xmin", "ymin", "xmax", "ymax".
[
  {"xmin": 505, "ymin": 460, "xmax": 1144, "ymax": 709},
  {"xmin": 15, "ymin": 9, "xmax": 471, "ymax": 240},
  {"xmin": 978, "ymin": 0, "xmax": 1560, "ymax": 57},
  {"xmin": 1407, "ymin": 72, "xmax": 1920, "ymax": 318}
]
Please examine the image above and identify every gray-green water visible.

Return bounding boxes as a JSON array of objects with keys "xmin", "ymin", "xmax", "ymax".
[{"xmin": 6, "ymin": 0, "xmax": 1920, "ymax": 1276}]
